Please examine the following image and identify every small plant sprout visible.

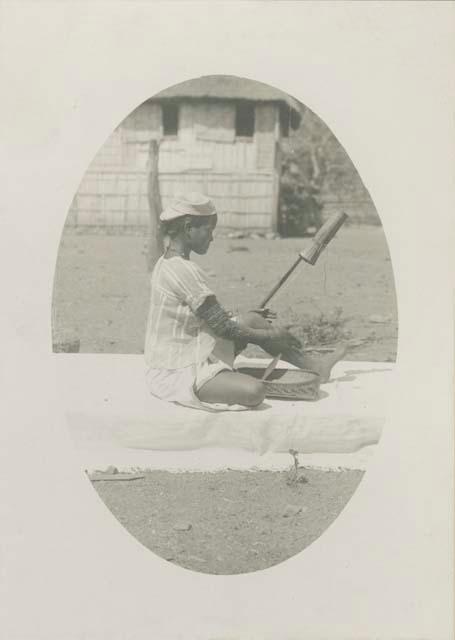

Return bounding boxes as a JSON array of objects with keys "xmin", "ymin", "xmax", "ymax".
[
  {"xmin": 286, "ymin": 449, "xmax": 308, "ymax": 486},
  {"xmin": 290, "ymin": 449, "xmax": 299, "ymax": 473}
]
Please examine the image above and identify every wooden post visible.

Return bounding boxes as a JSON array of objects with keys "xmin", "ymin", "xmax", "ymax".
[
  {"xmin": 146, "ymin": 138, "xmax": 164, "ymax": 272},
  {"xmin": 271, "ymin": 105, "xmax": 282, "ymax": 234}
]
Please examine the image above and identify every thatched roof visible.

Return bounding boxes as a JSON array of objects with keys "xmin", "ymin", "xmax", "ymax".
[{"xmin": 149, "ymin": 75, "xmax": 303, "ymax": 129}]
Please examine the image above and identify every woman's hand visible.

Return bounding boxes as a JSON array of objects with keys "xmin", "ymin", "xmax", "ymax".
[
  {"xmin": 248, "ymin": 307, "xmax": 277, "ymax": 321},
  {"xmin": 265, "ymin": 326, "xmax": 302, "ymax": 353}
]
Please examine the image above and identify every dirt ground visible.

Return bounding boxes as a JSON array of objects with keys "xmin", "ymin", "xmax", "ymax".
[
  {"xmin": 54, "ymin": 224, "xmax": 396, "ymax": 573},
  {"xmin": 92, "ymin": 468, "xmax": 363, "ymax": 575},
  {"xmin": 53, "ymin": 225, "xmax": 398, "ymax": 361}
]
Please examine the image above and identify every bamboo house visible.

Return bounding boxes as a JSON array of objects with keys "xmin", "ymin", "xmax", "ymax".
[{"xmin": 68, "ymin": 76, "xmax": 303, "ymax": 232}]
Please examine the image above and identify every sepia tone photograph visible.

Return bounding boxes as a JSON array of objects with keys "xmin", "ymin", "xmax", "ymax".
[
  {"xmin": 52, "ymin": 74, "xmax": 397, "ymax": 574},
  {"xmin": 2, "ymin": 2, "xmax": 453, "ymax": 639}
]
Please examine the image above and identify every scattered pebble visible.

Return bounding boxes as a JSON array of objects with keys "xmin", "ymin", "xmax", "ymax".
[
  {"xmin": 173, "ymin": 522, "xmax": 192, "ymax": 532},
  {"xmin": 227, "ymin": 246, "xmax": 250, "ymax": 253},
  {"xmin": 282, "ymin": 504, "xmax": 306, "ymax": 518},
  {"xmin": 368, "ymin": 314, "xmax": 390, "ymax": 324},
  {"xmin": 348, "ymin": 339, "xmax": 366, "ymax": 348},
  {"xmin": 105, "ymin": 465, "xmax": 118, "ymax": 475},
  {"xmin": 227, "ymin": 231, "xmax": 247, "ymax": 239},
  {"xmin": 187, "ymin": 554, "xmax": 206, "ymax": 563}
]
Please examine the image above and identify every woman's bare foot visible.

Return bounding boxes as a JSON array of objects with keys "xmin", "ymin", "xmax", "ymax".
[
  {"xmin": 276, "ymin": 343, "xmax": 348, "ymax": 383},
  {"xmin": 300, "ymin": 344, "xmax": 348, "ymax": 383}
]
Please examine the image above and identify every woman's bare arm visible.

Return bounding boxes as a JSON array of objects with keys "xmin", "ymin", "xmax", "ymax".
[{"xmin": 196, "ymin": 296, "xmax": 300, "ymax": 351}]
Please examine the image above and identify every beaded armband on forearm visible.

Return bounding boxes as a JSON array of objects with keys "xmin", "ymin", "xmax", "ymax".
[{"xmin": 196, "ymin": 296, "xmax": 277, "ymax": 345}]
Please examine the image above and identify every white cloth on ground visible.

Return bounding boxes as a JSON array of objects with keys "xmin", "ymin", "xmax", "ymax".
[{"xmin": 59, "ymin": 356, "xmax": 394, "ymax": 464}]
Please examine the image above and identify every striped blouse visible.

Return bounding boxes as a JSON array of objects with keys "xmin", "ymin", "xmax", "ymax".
[{"xmin": 144, "ymin": 255, "xmax": 217, "ymax": 370}]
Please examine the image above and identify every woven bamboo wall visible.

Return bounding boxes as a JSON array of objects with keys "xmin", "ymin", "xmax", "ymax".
[{"xmin": 67, "ymin": 169, "xmax": 275, "ymax": 231}]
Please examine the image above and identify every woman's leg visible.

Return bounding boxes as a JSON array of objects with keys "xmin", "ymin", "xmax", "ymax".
[
  {"xmin": 197, "ymin": 370, "xmax": 265, "ymax": 407},
  {"xmin": 237, "ymin": 312, "xmax": 347, "ymax": 383}
]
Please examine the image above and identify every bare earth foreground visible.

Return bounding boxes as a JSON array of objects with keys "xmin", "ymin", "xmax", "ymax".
[
  {"xmin": 54, "ymin": 225, "xmax": 396, "ymax": 573},
  {"xmin": 92, "ymin": 469, "xmax": 363, "ymax": 574}
]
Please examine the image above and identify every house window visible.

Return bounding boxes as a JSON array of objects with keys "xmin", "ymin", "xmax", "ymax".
[
  {"xmin": 162, "ymin": 103, "xmax": 179, "ymax": 137},
  {"xmin": 235, "ymin": 102, "xmax": 255, "ymax": 138}
]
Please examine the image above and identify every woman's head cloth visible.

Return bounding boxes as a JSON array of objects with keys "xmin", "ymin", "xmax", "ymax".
[{"xmin": 160, "ymin": 192, "xmax": 217, "ymax": 221}]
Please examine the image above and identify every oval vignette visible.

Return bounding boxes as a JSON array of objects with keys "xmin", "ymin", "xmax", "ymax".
[{"xmin": 52, "ymin": 74, "xmax": 398, "ymax": 574}]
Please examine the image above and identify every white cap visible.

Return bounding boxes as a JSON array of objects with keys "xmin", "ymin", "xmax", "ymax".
[{"xmin": 160, "ymin": 192, "xmax": 217, "ymax": 221}]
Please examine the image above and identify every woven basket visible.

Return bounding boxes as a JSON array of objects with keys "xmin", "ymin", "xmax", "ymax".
[{"xmin": 237, "ymin": 367, "xmax": 321, "ymax": 401}]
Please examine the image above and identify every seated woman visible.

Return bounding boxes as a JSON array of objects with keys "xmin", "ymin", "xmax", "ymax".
[{"xmin": 144, "ymin": 193, "xmax": 346, "ymax": 410}]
